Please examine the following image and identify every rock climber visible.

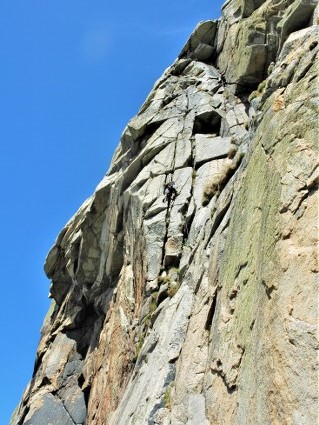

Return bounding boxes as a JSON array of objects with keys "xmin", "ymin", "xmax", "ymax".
[
  {"xmin": 218, "ymin": 71, "xmax": 227, "ymax": 87},
  {"xmin": 163, "ymin": 181, "xmax": 177, "ymax": 203}
]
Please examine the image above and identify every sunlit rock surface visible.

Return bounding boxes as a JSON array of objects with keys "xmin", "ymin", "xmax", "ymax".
[{"xmin": 11, "ymin": 1, "xmax": 318, "ymax": 424}]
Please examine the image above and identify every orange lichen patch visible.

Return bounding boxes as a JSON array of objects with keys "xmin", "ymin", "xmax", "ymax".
[{"xmin": 273, "ymin": 94, "xmax": 286, "ymax": 111}]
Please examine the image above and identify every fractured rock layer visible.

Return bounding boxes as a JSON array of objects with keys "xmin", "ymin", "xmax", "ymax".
[{"xmin": 11, "ymin": 1, "xmax": 318, "ymax": 424}]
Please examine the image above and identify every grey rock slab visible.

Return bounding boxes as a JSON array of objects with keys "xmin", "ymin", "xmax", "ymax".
[
  {"xmin": 119, "ymin": 126, "xmax": 135, "ymax": 153},
  {"xmin": 194, "ymin": 135, "xmax": 232, "ymax": 166},
  {"xmin": 175, "ymin": 138, "xmax": 192, "ymax": 170},
  {"xmin": 127, "ymin": 99, "xmax": 163, "ymax": 140},
  {"xmin": 187, "ymin": 199, "xmax": 215, "ymax": 247},
  {"xmin": 141, "ymin": 117, "xmax": 185, "ymax": 165},
  {"xmin": 94, "ymin": 171, "xmax": 119, "ymax": 201},
  {"xmin": 180, "ymin": 21, "xmax": 217, "ymax": 59},
  {"xmin": 186, "ymin": 394, "xmax": 210, "ymax": 425},
  {"xmin": 138, "ymin": 174, "xmax": 167, "ymax": 208},
  {"xmin": 237, "ymin": 43, "xmax": 268, "ymax": 84},
  {"xmin": 14, "ymin": 3, "xmax": 319, "ymax": 424},
  {"xmin": 144, "ymin": 210, "xmax": 167, "ymax": 281},
  {"xmin": 192, "ymin": 42, "xmax": 215, "ymax": 61},
  {"xmin": 277, "ymin": 0, "xmax": 317, "ymax": 51},
  {"xmin": 233, "ymin": 102, "xmax": 249, "ymax": 125},
  {"xmin": 110, "ymin": 285, "xmax": 194, "ymax": 425},
  {"xmin": 62, "ymin": 358, "xmax": 83, "ymax": 380},
  {"xmin": 312, "ymin": 2, "xmax": 319, "ymax": 24},
  {"xmin": 210, "ymin": 93, "xmax": 225, "ymax": 109},
  {"xmin": 187, "ymin": 89, "xmax": 218, "ymax": 110},
  {"xmin": 222, "ymin": 0, "xmax": 261, "ymax": 21},
  {"xmin": 229, "ymin": 124, "xmax": 248, "ymax": 139},
  {"xmin": 225, "ymin": 108, "xmax": 238, "ymax": 127},
  {"xmin": 183, "ymin": 61, "xmax": 220, "ymax": 80},
  {"xmin": 141, "ymin": 174, "xmax": 168, "ymax": 219},
  {"xmin": 199, "ymin": 78, "xmax": 221, "ymax": 94},
  {"xmin": 129, "ymin": 143, "xmax": 175, "ymax": 192},
  {"xmin": 149, "ymin": 108, "xmax": 184, "ymax": 125},
  {"xmin": 43, "ymin": 333, "xmax": 77, "ymax": 382},
  {"xmin": 58, "ymin": 383, "xmax": 87, "ymax": 424},
  {"xmin": 279, "ymin": 26, "xmax": 318, "ymax": 61},
  {"xmin": 171, "ymin": 167, "xmax": 193, "ymax": 207},
  {"xmin": 23, "ymin": 392, "xmax": 75, "ymax": 425}
]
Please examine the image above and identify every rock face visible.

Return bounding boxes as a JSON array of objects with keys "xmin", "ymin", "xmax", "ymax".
[{"xmin": 11, "ymin": 1, "xmax": 318, "ymax": 424}]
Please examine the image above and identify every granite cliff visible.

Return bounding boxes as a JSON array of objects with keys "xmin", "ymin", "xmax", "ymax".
[{"xmin": 11, "ymin": 1, "xmax": 318, "ymax": 424}]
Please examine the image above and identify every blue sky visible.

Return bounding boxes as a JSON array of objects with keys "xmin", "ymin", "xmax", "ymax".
[{"xmin": 0, "ymin": 1, "xmax": 224, "ymax": 422}]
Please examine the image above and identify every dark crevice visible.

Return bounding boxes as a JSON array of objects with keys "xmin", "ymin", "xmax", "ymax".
[
  {"xmin": 250, "ymin": 319, "xmax": 255, "ymax": 330},
  {"xmin": 211, "ymin": 366, "xmax": 237, "ymax": 394},
  {"xmin": 262, "ymin": 279, "xmax": 276, "ymax": 300},
  {"xmin": 120, "ymin": 122, "xmax": 173, "ymax": 195},
  {"xmin": 182, "ymin": 136, "xmax": 196, "ymax": 245},
  {"xmin": 77, "ymin": 374, "xmax": 85, "ymax": 388},
  {"xmin": 182, "ymin": 207, "xmax": 195, "ymax": 245},
  {"xmin": 157, "ymin": 288, "xmax": 169, "ymax": 305},
  {"xmin": 83, "ymin": 384, "xmax": 92, "ymax": 409},
  {"xmin": 194, "ymin": 270, "xmax": 205, "ymax": 294},
  {"xmin": 211, "ymin": 346, "xmax": 244, "ymax": 395},
  {"xmin": 161, "ymin": 93, "xmax": 179, "ymax": 108},
  {"xmin": 235, "ymin": 80, "xmax": 259, "ymax": 97},
  {"xmin": 229, "ymin": 288, "xmax": 238, "ymax": 300},
  {"xmin": 291, "ymin": 188, "xmax": 312, "ymax": 215},
  {"xmin": 295, "ymin": 61, "xmax": 314, "ymax": 83},
  {"xmin": 73, "ymin": 258, "xmax": 79, "ymax": 277},
  {"xmin": 64, "ymin": 300, "xmax": 102, "ymax": 358},
  {"xmin": 32, "ymin": 352, "xmax": 45, "ymax": 378},
  {"xmin": 16, "ymin": 406, "xmax": 30, "ymax": 425},
  {"xmin": 39, "ymin": 376, "xmax": 51, "ymax": 387},
  {"xmin": 205, "ymin": 290, "xmax": 218, "ymax": 331},
  {"xmin": 115, "ymin": 207, "xmax": 124, "ymax": 234},
  {"xmin": 235, "ymin": 261, "xmax": 248, "ymax": 279},
  {"xmin": 144, "ymin": 119, "xmax": 166, "ymax": 139},
  {"xmin": 192, "ymin": 111, "xmax": 222, "ymax": 135},
  {"xmin": 309, "ymin": 41, "xmax": 318, "ymax": 51},
  {"xmin": 135, "ymin": 120, "xmax": 166, "ymax": 153},
  {"xmin": 194, "ymin": 153, "xmax": 229, "ymax": 170}
]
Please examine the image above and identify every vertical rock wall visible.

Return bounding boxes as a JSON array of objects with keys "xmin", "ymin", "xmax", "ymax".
[{"xmin": 11, "ymin": 1, "xmax": 318, "ymax": 424}]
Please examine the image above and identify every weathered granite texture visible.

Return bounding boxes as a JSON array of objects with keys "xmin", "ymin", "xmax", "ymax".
[{"xmin": 11, "ymin": 1, "xmax": 318, "ymax": 424}]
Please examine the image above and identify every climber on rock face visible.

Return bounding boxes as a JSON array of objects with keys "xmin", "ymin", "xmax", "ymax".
[
  {"xmin": 163, "ymin": 181, "xmax": 177, "ymax": 203},
  {"xmin": 218, "ymin": 71, "xmax": 227, "ymax": 87}
]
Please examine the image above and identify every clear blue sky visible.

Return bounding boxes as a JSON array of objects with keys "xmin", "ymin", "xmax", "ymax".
[{"xmin": 0, "ymin": 1, "xmax": 224, "ymax": 422}]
